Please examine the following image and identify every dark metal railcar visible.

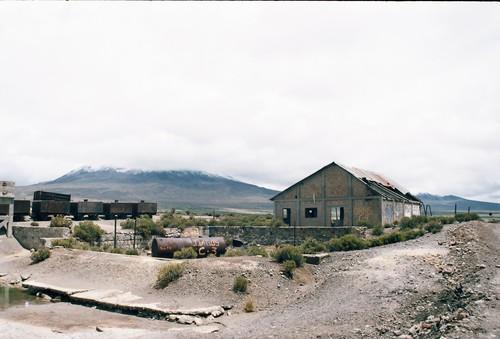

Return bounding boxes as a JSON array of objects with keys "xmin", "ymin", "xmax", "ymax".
[
  {"xmin": 32, "ymin": 200, "xmax": 70, "ymax": 221},
  {"xmin": 0, "ymin": 203, "xmax": 8, "ymax": 215},
  {"xmin": 33, "ymin": 191, "xmax": 71, "ymax": 202},
  {"xmin": 103, "ymin": 201, "xmax": 137, "ymax": 219},
  {"xmin": 136, "ymin": 200, "xmax": 157, "ymax": 217},
  {"xmin": 70, "ymin": 200, "xmax": 103, "ymax": 220},
  {"xmin": 13, "ymin": 200, "xmax": 30, "ymax": 221}
]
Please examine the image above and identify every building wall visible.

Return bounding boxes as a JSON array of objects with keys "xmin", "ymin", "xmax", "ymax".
[
  {"xmin": 381, "ymin": 200, "xmax": 422, "ymax": 225},
  {"xmin": 13, "ymin": 225, "xmax": 70, "ymax": 250},
  {"xmin": 273, "ymin": 164, "xmax": 383, "ymax": 227},
  {"xmin": 209, "ymin": 225, "xmax": 357, "ymax": 245}
]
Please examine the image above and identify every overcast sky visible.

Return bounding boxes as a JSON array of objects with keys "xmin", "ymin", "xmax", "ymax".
[{"xmin": 1, "ymin": 3, "xmax": 499, "ymax": 202}]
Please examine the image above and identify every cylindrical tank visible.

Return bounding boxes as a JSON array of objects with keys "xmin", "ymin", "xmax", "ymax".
[{"xmin": 151, "ymin": 237, "xmax": 226, "ymax": 258}]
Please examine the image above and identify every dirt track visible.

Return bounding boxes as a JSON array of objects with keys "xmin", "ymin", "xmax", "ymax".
[{"xmin": 1, "ymin": 221, "xmax": 499, "ymax": 338}]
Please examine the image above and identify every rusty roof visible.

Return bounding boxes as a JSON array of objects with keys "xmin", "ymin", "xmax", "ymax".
[{"xmin": 271, "ymin": 162, "xmax": 421, "ymax": 203}]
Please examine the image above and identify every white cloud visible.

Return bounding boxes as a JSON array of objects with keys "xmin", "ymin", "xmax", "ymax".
[{"xmin": 1, "ymin": 3, "xmax": 499, "ymax": 202}]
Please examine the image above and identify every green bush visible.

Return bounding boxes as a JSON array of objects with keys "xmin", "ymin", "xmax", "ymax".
[
  {"xmin": 402, "ymin": 228, "xmax": 425, "ymax": 240},
  {"xmin": 455, "ymin": 213, "xmax": 480, "ymax": 222},
  {"xmin": 282, "ymin": 260, "xmax": 296, "ymax": 279},
  {"xmin": 225, "ymin": 248, "xmax": 247, "ymax": 257},
  {"xmin": 424, "ymin": 221, "xmax": 443, "ymax": 234},
  {"xmin": 155, "ymin": 263, "xmax": 185, "ymax": 289},
  {"xmin": 367, "ymin": 237, "xmax": 383, "ymax": 247},
  {"xmin": 51, "ymin": 237, "xmax": 87, "ymax": 249},
  {"xmin": 50, "ymin": 216, "xmax": 72, "ymax": 228},
  {"xmin": 246, "ymin": 246, "xmax": 268, "ymax": 257},
  {"xmin": 31, "ymin": 247, "xmax": 50, "ymax": 264},
  {"xmin": 399, "ymin": 217, "xmax": 418, "ymax": 229},
  {"xmin": 357, "ymin": 220, "xmax": 370, "ymax": 227},
  {"xmin": 233, "ymin": 275, "xmax": 248, "ymax": 293},
  {"xmin": 438, "ymin": 216, "xmax": 455, "ymax": 225},
  {"xmin": 121, "ymin": 216, "xmax": 165, "ymax": 240},
  {"xmin": 301, "ymin": 237, "xmax": 327, "ymax": 254},
  {"xmin": 173, "ymin": 247, "xmax": 198, "ymax": 259},
  {"xmin": 73, "ymin": 221, "xmax": 105, "ymax": 245},
  {"xmin": 379, "ymin": 231, "xmax": 404, "ymax": 245},
  {"xmin": 272, "ymin": 245, "xmax": 304, "ymax": 267},
  {"xmin": 327, "ymin": 234, "xmax": 368, "ymax": 251},
  {"xmin": 125, "ymin": 248, "xmax": 139, "ymax": 256},
  {"xmin": 109, "ymin": 247, "xmax": 125, "ymax": 254},
  {"xmin": 371, "ymin": 225, "xmax": 384, "ymax": 236}
]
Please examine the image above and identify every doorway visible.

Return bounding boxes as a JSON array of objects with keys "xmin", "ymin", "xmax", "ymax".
[{"xmin": 330, "ymin": 207, "xmax": 344, "ymax": 226}]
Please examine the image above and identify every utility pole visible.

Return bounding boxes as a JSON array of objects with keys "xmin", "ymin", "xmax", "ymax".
[
  {"xmin": 133, "ymin": 217, "xmax": 137, "ymax": 250},
  {"xmin": 114, "ymin": 215, "xmax": 118, "ymax": 248}
]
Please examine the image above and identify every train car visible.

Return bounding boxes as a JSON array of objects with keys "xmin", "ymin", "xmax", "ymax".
[
  {"xmin": 32, "ymin": 200, "xmax": 70, "ymax": 221},
  {"xmin": 13, "ymin": 200, "xmax": 30, "ymax": 221},
  {"xmin": 0, "ymin": 203, "xmax": 8, "ymax": 216},
  {"xmin": 33, "ymin": 191, "xmax": 71, "ymax": 201},
  {"xmin": 70, "ymin": 200, "xmax": 103, "ymax": 220},
  {"xmin": 103, "ymin": 201, "xmax": 137, "ymax": 219},
  {"xmin": 136, "ymin": 200, "xmax": 157, "ymax": 217}
]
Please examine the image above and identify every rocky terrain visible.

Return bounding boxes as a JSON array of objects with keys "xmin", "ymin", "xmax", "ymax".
[{"xmin": 0, "ymin": 221, "xmax": 498, "ymax": 338}]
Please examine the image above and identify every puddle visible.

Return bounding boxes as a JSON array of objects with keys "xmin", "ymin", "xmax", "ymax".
[{"xmin": 0, "ymin": 286, "xmax": 46, "ymax": 310}]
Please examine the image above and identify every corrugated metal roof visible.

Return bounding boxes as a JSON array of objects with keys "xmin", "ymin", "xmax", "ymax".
[
  {"xmin": 270, "ymin": 162, "xmax": 421, "ymax": 204},
  {"xmin": 337, "ymin": 164, "xmax": 410, "ymax": 194}
]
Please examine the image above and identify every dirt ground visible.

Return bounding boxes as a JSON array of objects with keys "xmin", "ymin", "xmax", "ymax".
[{"xmin": 1, "ymin": 221, "xmax": 499, "ymax": 338}]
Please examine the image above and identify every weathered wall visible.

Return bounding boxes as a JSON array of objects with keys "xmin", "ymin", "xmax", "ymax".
[
  {"xmin": 208, "ymin": 225, "xmax": 357, "ymax": 245},
  {"xmin": 382, "ymin": 200, "xmax": 422, "ymax": 225},
  {"xmin": 100, "ymin": 232, "xmax": 148, "ymax": 249},
  {"xmin": 13, "ymin": 226, "xmax": 70, "ymax": 250},
  {"xmin": 273, "ymin": 164, "xmax": 383, "ymax": 227}
]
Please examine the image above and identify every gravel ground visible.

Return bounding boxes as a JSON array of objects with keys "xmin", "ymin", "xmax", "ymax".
[{"xmin": 1, "ymin": 221, "xmax": 499, "ymax": 338}]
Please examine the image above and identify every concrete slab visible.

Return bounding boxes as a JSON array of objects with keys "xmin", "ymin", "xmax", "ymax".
[
  {"xmin": 22, "ymin": 281, "xmax": 89, "ymax": 296},
  {"xmin": 303, "ymin": 252, "xmax": 331, "ymax": 265}
]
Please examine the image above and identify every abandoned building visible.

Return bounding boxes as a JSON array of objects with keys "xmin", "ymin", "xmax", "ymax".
[{"xmin": 271, "ymin": 162, "xmax": 422, "ymax": 227}]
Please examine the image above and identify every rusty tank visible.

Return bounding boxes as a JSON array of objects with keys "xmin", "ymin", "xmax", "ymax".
[{"xmin": 151, "ymin": 237, "xmax": 226, "ymax": 258}]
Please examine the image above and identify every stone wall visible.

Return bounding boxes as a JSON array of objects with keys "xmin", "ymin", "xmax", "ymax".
[
  {"xmin": 208, "ymin": 225, "xmax": 358, "ymax": 245},
  {"xmin": 100, "ymin": 232, "xmax": 148, "ymax": 249},
  {"xmin": 13, "ymin": 225, "xmax": 70, "ymax": 250}
]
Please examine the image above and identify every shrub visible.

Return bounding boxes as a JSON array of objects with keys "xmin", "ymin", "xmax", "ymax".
[
  {"xmin": 125, "ymin": 248, "xmax": 139, "ymax": 256},
  {"xmin": 455, "ymin": 213, "xmax": 480, "ymax": 222},
  {"xmin": 424, "ymin": 221, "xmax": 443, "ymax": 234},
  {"xmin": 51, "ymin": 237, "xmax": 86, "ymax": 249},
  {"xmin": 173, "ymin": 247, "xmax": 198, "ymax": 259},
  {"xmin": 155, "ymin": 263, "xmax": 185, "ymax": 289},
  {"xmin": 244, "ymin": 297, "xmax": 255, "ymax": 312},
  {"xmin": 246, "ymin": 246, "xmax": 268, "ymax": 257},
  {"xmin": 438, "ymin": 216, "xmax": 455, "ymax": 225},
  {"xmin": 225, "ymin": 248, "xmax": 247, "ymax": 257},
  {"xmin": 357, "ymin": 220, "xmax": 370, "ymax": 227},
  {"xmin": 233, "ymin": 275, "xmax": 248, "ymax": 293},
  {"xmin": 367, "ymin": 237, "xmax": 383, "ymax": 247},
  {"xmin": 402, "ymin": 228, "xmax": 425, "ymax": 240},
  {"xmin": 272, "ymin": 245, "xmax": 304, "ymax": 267},
  {"xmin": 282, "ymin": 260, "xmax": 296, "ymax": 279},
  {"xmin": 399, "ymin": 217, "xmax": 418, "ymax": 229},
  {"xmin": 379, "ymin": 231, "xmax": 404, "ymax": 245},
  {"xmin": 30, "ymin": 222, "xmax": 39, "ymax": 226},
  {"xmin": 137, "ymin": 217, "xmax": 165, "ymax": 239},
  {"xmin": 384, "ymin": 223, "xmax": 393, "ymax": 228},
  {"xmin": 371, "ymin": 225, "xmax": 384, "ymax": 236},
  {"xmin": 31, "ymin": 247, "xmax": 50, "ymax": 264},
  {"xmin": 301, "ymin": 237, "xmax": 327, "ymax": 254},
  {"xmin": 73, "ymin": 221, "xmax": 105, "ymax": 245},
  {"xmin": 326, "ymin": 234, "xmax": 368, "ymax": 251},
  {"xmin": 50, "ymin": 216, "xmax": 72, "ymax": 228},
  {"xmin": 109, "ymin": 247, "xmax": 125, "ymax": 254}
]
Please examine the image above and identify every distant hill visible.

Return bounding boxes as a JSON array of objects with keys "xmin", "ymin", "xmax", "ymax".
[
  {"xmin": 14, "ymin": 167, "xmax": 279, "ymax": 212},
  {"xmin": 417, "ymin": 193, "xmax": 500, "ymax": 213}
]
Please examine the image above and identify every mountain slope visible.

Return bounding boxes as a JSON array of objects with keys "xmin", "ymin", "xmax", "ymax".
[
  {"xmin": 15, "ymin": 167, "xmax": 279, "ymax": 212},
  {"xmin": 417, "ymin": 193, "xmax": 500, "ymax": 213}
]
